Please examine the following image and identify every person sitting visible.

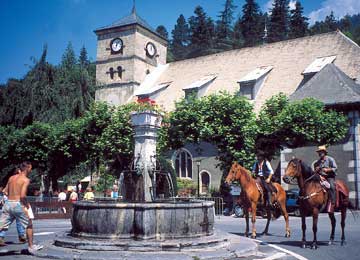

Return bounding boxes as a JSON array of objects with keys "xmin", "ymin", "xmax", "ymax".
[{"xmin": 252, "ymin": 153, "xmax": 275, "ymax": 208}]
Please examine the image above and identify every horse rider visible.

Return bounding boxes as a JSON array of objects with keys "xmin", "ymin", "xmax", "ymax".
[
  {"xmin": 313, "ymin": 145, "xmax": 337, "ymax": 212},
  {"xmin": 252, "ymin": 152, "xmax": 275, "ymax": 208}
]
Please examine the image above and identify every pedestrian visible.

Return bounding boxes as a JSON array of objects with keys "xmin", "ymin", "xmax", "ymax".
[
  {"xmin": 0, "ymin": 162, "xmax": 43, "ymax": 253},
  {"xmin": 111, "ymin": 185, "xmax": 119, "ymax": 199},
  {"xmin": 58, "ymin": 189, "xmax": 67, "ymax": 214},
  {"xmin": 0, "ymin": 168, "xmax": 27, "ymax": 243},
  {"xmin": 83, "ymin": 187, "xmax": 95, "ymax": 201},
  {"xmin": 313, "ymin": 145, "xmax": 337, "ymax": 212},
  {"xmin": 69, "ymin": 188, "xmax": 78, "ymax": 203}
]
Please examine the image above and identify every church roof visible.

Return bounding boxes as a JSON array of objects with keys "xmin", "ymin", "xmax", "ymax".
[
  {"xmin": 95, "ymin": 6, "xmax": 164, "ymax": 39},
  {"xmin": 137, "ymin": 31, "xmax": 360, "ymax": 112},
  {"xmin": 290, "ymin": 63, "xmax": 360, "ymax": 106}
]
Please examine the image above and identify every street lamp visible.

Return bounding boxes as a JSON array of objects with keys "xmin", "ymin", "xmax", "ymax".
[{"xmin": 196, "ymin": 160, "xmax": 201, "ymax": 197}]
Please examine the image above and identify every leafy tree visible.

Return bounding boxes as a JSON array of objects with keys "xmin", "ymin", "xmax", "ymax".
[
  {"xmin": 289, "ymin": 1, "xmax": 308, "ymax": 38},
  {"xmin": 166, "ymin": 92, "xmax": 257, "ymax": 170},
  {"xmin": 156, "ymin": 25, "xmax": 169, "ymax": 40},
  {"xmin": 240, "ymin": 0, "xmax": 263, "ymax": 46},
  {"xmin": 268, "ymin": 0, "xmax": 290, "ymax": 42},
  {"xmin": 232, "ymin": 18, "xmax": 245, "ymax": 48},
  {"xmin": 256, "ymin": 93, "xmax": 349, "ymax": 158},
  {"xmin": 325, "ymin": 11, "xmax": 337, "ymax": 31}
]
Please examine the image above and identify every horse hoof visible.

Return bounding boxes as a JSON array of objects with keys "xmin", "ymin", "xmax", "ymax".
[
  {"xmin": 285, "ymin": 233, "xmax": 290, "ymax": 238},
  {"xmin": 251, "ymin": 234, "xmax": 257, "ymax": 239},
  {"xmin": 301, "ymin": 243, "xmax": 306, "ymax": 249},
  {"xmin": 244, "ymin": 233, "xmax": 249, "ymax": 237},
  {"xmin": 341, "ymin": 240, "xmax": 346, "ymax": 246},
  {"xmin": 311, "ymin": 243, "xmax": 318, "ymax": 250},
  {"xmin": 328, "ymin": 240, "xmax": 334, "ymax": 245}
]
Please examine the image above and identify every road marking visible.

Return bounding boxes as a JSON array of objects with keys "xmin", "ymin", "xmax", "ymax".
[
  {"xmin": 34, "ymin": 232, "xmax": 55, "ymax": 236},
  {"xmin": 254, "ymin": 252, "xmax": 287, "ymax": 260},
  {"xmin": 253, "ymin": 239, "xmax": 308, "ymax": 260}
]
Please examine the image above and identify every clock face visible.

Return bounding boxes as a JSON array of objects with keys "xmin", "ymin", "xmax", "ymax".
[
  {"xmin": 111, "ymin": 38, "xmax": 123, "ymax": 53},
  {"xmin": 146, "ymin": 42, "xmax": 156, "ymax": 57}
]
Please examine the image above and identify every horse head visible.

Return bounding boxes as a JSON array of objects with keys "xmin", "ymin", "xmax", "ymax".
[
  {"xmin": 225, "ymin": 161, "xmax": 250, "ymax": 185},
  {"xmin": 283, "ymin": 157, "xmax": 302, "ymax": 185}
]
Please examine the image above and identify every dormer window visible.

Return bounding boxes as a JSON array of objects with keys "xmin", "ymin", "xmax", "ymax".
[
  {"xmin": 135, "ymin": 82, "xmax": 171, "ymax": 100},
  {"xmin": 182, "ymin": 75, "xmax": 217, "ymax": 100},
  {"xmin": 238, "ymin": 66, "xmax": 272, "ymax": 100},
  {"xmin": 299, "ymin": 55, "xmax": 336, "ymax": 87}
]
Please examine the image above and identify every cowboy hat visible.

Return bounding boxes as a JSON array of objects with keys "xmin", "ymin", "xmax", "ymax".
[{"xmin": 316, "ymin": 145, "xmax": 327, "ymax": 153}]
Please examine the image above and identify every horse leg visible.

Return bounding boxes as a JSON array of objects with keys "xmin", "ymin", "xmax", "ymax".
[
  {"xmin": 244, "ymin": 209, "xmax": 249, "ymax": 237},
  {"xmin": 262, "ymin": 206, "xmax": 271, "ymax": 235},
  {"xmin": 341, "ymin": 206, "xmax": 347, "ymax": 246},
  {"xmin": 251, "ymin": 202, "xmax": 257, "ymax": 239},
  {"xmin": 311, "ymin": 208, "xmax": 319, "ymax": 249},
  {"xmin": 328, "ymin": 212, "xmax": 336, "ymax": 245},
  {"xmin": 280, "ymin": 199, "xmax": 290, "ymax": 238},
  {"xmin": 301, "ymin": 211, "xmax": 306, "ymax": 248}
]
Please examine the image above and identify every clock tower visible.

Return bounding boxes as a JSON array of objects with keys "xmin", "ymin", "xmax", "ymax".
[{"xmin": 94, "ymin": 6, "xmax": 168, "ymax": 105}]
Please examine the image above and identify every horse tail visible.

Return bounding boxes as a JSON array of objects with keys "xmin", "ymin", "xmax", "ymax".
[{"xmin": 340, "ymin": 192, "xmax": 358, "ymax": 219}]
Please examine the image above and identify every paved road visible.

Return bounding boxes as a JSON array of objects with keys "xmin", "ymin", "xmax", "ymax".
[
  {"xmin": 216, "ymin": 210, "xmax": 360, "ymax": 260},
  {"xmin": 0, "ymin": 211, "xmax": 359, "ymax": 259}
]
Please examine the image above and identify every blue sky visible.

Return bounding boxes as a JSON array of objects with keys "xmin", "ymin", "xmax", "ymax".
[{"xmin": 0, "ymin": 0, "xmax": 359, "ymax": 84}]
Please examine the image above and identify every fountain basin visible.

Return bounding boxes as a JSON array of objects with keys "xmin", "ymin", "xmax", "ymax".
[{"xmin": 71, "ymin": 200, "xmax": 215, "ymax": 240}]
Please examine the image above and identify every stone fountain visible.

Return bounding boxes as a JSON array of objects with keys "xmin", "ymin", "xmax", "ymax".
[{"xmin": 34, "ymin": 111, "xmax": 257, "ymax": 259}]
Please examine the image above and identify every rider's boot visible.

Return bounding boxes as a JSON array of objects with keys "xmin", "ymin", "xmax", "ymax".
[{"xmin": 267, "ymin": 191, "xmax": 273, "ymax": 209}]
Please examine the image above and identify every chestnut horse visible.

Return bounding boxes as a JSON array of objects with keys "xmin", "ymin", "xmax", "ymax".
[
  {"xmin": 226, "ymin": 162, "xmax": 290, "ymax": 239},
  {"xmin": 283, "ymin": 158, "xmax": 351, "ymax": 249}
]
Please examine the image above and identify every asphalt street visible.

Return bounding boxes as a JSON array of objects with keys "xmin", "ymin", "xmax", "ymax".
[{"xmin": 0, "ymin": 211, "xmax": 359, "ymax": 259}]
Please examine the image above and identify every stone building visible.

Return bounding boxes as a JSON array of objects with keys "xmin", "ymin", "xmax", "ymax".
[{"xmin": 94, "ymin": 8, "xmax": 360, "ymax": 203}]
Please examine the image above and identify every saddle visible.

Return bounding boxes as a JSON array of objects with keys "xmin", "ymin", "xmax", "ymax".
[
  {"xmin": 320, "ymin": 180, "xmax": 349, "ymax": 210},
  {"xmin": 255, "ymin": 178, "xmax": 277, "ymax": 205}
]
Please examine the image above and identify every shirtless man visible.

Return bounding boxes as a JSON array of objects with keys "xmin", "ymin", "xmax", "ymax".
[{"xmin": 0, "ymin": 162, "xmax": 43, "ymax": 253}]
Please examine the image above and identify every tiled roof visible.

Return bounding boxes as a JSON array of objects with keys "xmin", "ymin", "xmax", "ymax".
[
  {"xmin": 290, "ymin": 63, "xmax": 360, "ymax": 106},
  {"xmin": 141, "ymin": 31, "xmax": 360, "ymax": 112},
  {"xmin": 95, "ymin": 6, "xmax": 163, "ymax": 39}
]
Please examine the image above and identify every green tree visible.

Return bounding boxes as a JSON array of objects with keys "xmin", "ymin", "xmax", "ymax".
[
  {"xmin": 325, "ymin": 11, "xmax": 338, "ymax": 31},
  {"xmin": 167, "ymin": 93, "xmax": 257, "ymax": 170},
  {"xmin": 156, "ymin": 25, "xmax": 169, "ymax": 40},
  {"xmin": 79, "ymin": 45, "xmax": 90, "ymax": 68},
  {"xmin": 289, "ymin": 1, "xmax": 308, "ymax": 38},
  {"xmin": 171, "ymin": 14, "xmax": 190, "ymax": 60},
  {"xmin": 240, "ymin": 0, "xmax": 263, "ymax": 46},
  {"xmin": 268, "ymin": 0, "xmax": 290, "ymax": 42},
  {"xmin": 216, "ymin": 0, "xmax": 237, "ymax": 40},
  {"xmin": 61, "ymin": 42, "xmax": 77, "ymax": 71},
  {"xmin": 257, "ymin": 93, "xmax": 349, "ymax": 158},
  {"xmin": 188, "ymin": 6, "xmax": 216, "ymax": 58},
  {"xmin": 232, "ymin": 18, "xmax": 245, "ymax": 48}
]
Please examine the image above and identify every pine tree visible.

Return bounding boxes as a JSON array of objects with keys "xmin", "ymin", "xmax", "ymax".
[
  {"xmin": 188, "ymin": 6, "xmax": 214, "ymax": 50},
  {"xmin": 171, "ymin": 14, "xmax": 190, "ymax": 60},
  {"xmin": 156, "ymin": 25, "xmax": 169, "ymax": 40},
  {"xmin": 79, "ymin": 46, "xmax": 90, "ymax": 68},
  {"xmin": 324, "ymin": 11, "xmax": 337, "ymax": 31},
  {"xmin": 61, "ymin": 42, "xmax": 76, "ymax": 70},
  {"xmin": 289, "ymin": 1, "xmax": 308, "ymax": 38},
  {"xmin": 268, "ymin": 0, "xmax": 290, "ymax": 42},
  {"xmin": 216, "ymin": 0, "xmax": 237, "ymax": 40},
  {"xmin": 233, "ymin": 19, "xmax": 244, "ymax": 48},
  {"xmin": 240, "ymin": 0, "xmax": 263, "ymax": 46}
]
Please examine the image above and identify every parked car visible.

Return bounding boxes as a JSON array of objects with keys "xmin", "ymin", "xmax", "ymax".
[{"xmin": 286, "ymin": 189, "xmax": 300, "ymax": 216}]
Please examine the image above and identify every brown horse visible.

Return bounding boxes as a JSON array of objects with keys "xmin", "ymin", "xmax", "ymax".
[
  {"xmin": 283, "ymin": 158, "xmax": 351, "ymax": 249},
  {"xmin": 225, "ymin": 162, "xmax": 290, "ymax": 239}
]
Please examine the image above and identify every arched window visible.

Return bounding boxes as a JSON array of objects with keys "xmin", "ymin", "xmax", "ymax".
[
  {"xmin": 117, "ymin": 66, "xmax": 122, "ymax": 79},
  {"xmin": 109, "ymin": 67, "xmax": 114, "ymax": 79},
  {"xmin": 174, "ymin": 149, "xmax": 192, "ymax": 179},
  {"xmin": 200, "ymin": 171, "xmax": 210, "ymax": 194}
]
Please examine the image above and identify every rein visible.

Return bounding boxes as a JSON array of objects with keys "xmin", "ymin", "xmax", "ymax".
[{"xmin": 294, "ymin": 160, "xmax": 324, "ymax": 201}]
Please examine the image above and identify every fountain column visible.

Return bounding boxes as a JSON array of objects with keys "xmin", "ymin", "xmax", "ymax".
[{"xmin": 130, "ymin": 110, "xmax": 162, "ymax": 202}]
